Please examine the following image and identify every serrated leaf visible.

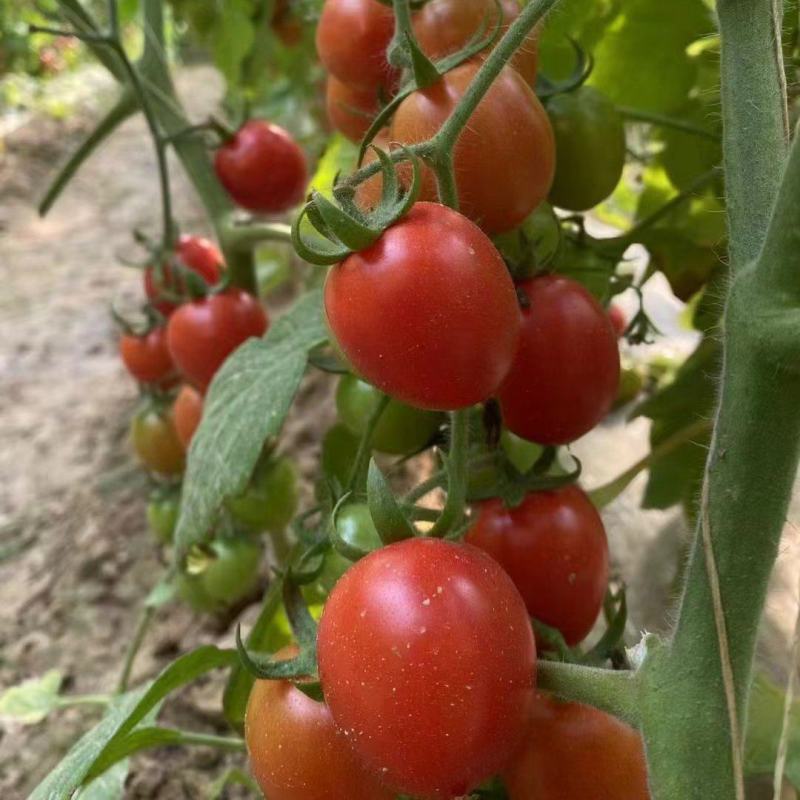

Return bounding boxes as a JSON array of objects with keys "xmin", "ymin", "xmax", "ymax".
[
  {"xmin": 0, "ymin": 670, "xmax": 62, "ymax": 724},
  {"xmin": 29, "ymin": 647, "xmax": 236, "ymax": 800},
  {"xmin": 175, "ymin": 290, "xmax": 327, "ymax": 559}
]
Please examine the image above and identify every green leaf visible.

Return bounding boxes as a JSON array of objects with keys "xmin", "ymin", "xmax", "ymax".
[
  {"xmin": 74, "ymin": 761, "xmax": 128, "ymax": 800},
  {"xmin": 310, "ymin": 134, "xmax": 359, "ymax": 198},
  {"xmin": 590, "ymin": 0, "xmax": 712, "ymax": 114},
  {"xmin": 634, "ymin": 338, "xmax": 718, "ymax": 513},
  {"xmin": 212, "ymin": 0, "xmax": 256, "ymax": 87},
  {"xmin": 0, "ymin": 670, "xmax": 62, "ymax": 725},
  {"xmin": 29, "ymin": 647, "xmax": 236, "ymax": 800},
  {"xmin": 367, "ymin": 460, "xmax": 416, "ymax": 545},
  {"xmin": 745, "ymin": 672, "xmax": 800, "ymax": 789},
  {"xmin": 175, "ymin": 290, "xmax": 327, "ymax": 559}
]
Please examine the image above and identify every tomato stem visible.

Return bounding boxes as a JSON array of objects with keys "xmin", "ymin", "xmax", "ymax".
[
  {"xmin": 427, "ymin": 409, "xmax": 469, "ymax": 538},
  {"xmin": 618, "ymin": 107, "xmax": 721, "ymax": 141},
  {"xmin": 117, "ymin": 603, "xmax": 157, "ymax": 693},
  {"xmin": 346, "ymin": 395, "xmax": 391, "ymax": 492}
]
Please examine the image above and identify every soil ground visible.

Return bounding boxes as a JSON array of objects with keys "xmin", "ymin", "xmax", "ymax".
[{"xmin": 1, "ymin": 65, "xmax": 798, "ymax": 799}]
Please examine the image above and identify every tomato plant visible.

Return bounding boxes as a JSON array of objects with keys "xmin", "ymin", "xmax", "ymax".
[
  {"xmin": 119, "ymin": 326, "xmax": 175, "ymax": 386},
  {"xmin": 335, "ymin": 373, "xmax": 442, "ymax": 455},
  {"xmin": 324, "ymin": 202, "xmax": 521, "ymax": 409},
  {"xmin": 466, "ymin": 486, "xmax": 609, "ymax": 646},
  {"xmin": 391, "ymin": 61, "xmax": 555, "ymax": 234},
  {"xmin": 245, "ymin": 647, "xmax": 394, "ymax": 800},
  {"xmin": 504, "ymin": 693, "xmax": 650, "ymax": 799},
  {"xmin": 172, "ymin": 384, "xmax": 204, "ymax": 449},
  {"xmin": 166, "ymin": 288, "xmax": 269, "ymax": 391},
  {"xmin": 144, "ymin": 234, "xmax": 223, "ymax": 316},
  {"xmin": 498, "ymin": 275, "xmax": 620, "ymax": 445},
  {"xmin": 317, "ymin": 537, "xmax": 536, "ymax": 798},
  {"xmin": 130, "ymin": 403, "xmax": 185, "ymax": 476},
  {"xmin": 227, "ymin": 454, "xmax": 299, "ymax": 532},
  {"xmin": 214, "ymin": 120, "xmax": 308, "ymax": 214}
]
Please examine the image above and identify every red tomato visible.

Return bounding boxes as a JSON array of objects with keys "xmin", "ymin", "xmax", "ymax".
[
  {"xmin": 166, "ymin": 289, "xmax": 269, "ymax": 391},
  {"xmin": 326, "ymin": 76, "xmax": 380, "ymax": 142},
  {"xmin": 119, "ymin": 326, "xmax": 175, "ymax": 386},
  {"xmin": 504, "ymin": 693, "xmax": 651, "ymax": 799},
  {"xmin": 317, "ymin": 537, "xmax": 536, "ymax": 799},
  {"xmin": 609, "ymin": 303, "xmax": 627, "ymax": 337},
  {"xmin": 144, "ymin": 235, "xmax": 223, "ymax": 316},
  {"xmin": 173, "ymin": 384, "xmax": 204, "ymax": 448},
  {"xmin": 413, "ymin": 0, "xmax": 540, "ymax": 86},
  {"xmin": 324, "ymin": 202, "xmax": 521, "ymax": 410},
  {"xmin": 214, "ymin": 120, "xmax": 307, "ymax": 214},
  {"xmin": 245, "ymin": 647, "xmax": 393, "ymax": 800},
  {"xmin": 316, "ymin": 0, "xmax": 398, "ymax": 91},
  {"xmin": 466, "ymin": 486, "xmax": 609, "ymax": 645},
  {"xmin": 390, "ymin": 61, "xmax": 554, "ymax": 234},
  {"xmin": 498, "ymin": 275, "xmax": 620, "ymax": 444}
]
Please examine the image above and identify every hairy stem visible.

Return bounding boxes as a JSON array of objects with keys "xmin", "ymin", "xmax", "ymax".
[
  {"xmin": 618, "ymin": 106, "xmax": 720, "ymax": 140},
  {"xmin": 428, "ymin": 410, "xmax": 469, "ymax": 538}
]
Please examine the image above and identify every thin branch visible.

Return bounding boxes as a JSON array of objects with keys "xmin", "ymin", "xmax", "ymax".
[{"xmin": 618, "ymin": 106, "xmax": 721, "ymax": 140}]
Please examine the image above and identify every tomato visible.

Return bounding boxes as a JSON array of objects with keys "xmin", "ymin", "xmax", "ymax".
[
  {"xmin": 608, "ymin": 303, "xmax": 627, "ymax": 337},
  {"xmin": 227, "ymin": 455, "xmax": 298, "ymax": 532},
  {"xmin": 326, "ymin": 76, "xmax": 380, "ymax": 143},
  {"xmin": 147, "ymin": 489, "xmax": 180, "ymax": 545},
  {"xmin": 504, "ymin": 693, "xmax": 651, "ymax": 799},
  {"xmin": 131, "ymin": 405, "xmax": 185, "ymax": 476},
  {"xmin": 177, "ymin": 535, "xmax": 262, "ymax": 612},
  {"xmin": 319, "ymin": 422, "xmax": 361, "ymax": 493},
  {"xmin": 119, "ymin": 326, "xmax": 176, "ymax": 386},
  {"xmin": 144, "ymin": 234, "xmax": 223, "ymax": 316},
  {"xmin": 325, "ymin": 202, "xmax": 520, "ymax": 410},
  {"xmin": 316, "ymin": 0, "xmax": 398, "ymax": 91},
  {"xmin": 614, "ymin": 365, "xmax": 644, "ymax": 409},
  {"xmin": 172, "ymin": 384, "xmax": 203, "ymax": 449},
  {"xmin": 166, "ymin": 289, "xmax": 269, "ymax": 391},
  {"xmin": 336, "ymin": 374, "xmax": 442, "ymax": 455},
  {"xmin": 546, "ymin": 86, "xmax": 626, "ymax": 212},
  {"xmin": 466, "ymin": 486, "xmax": 609, "ymax": 645},
  {"xmin": 317, "ymin": 537, "xmax": 536, "ymax": 799},
  {"xmin": 245, "ymin": 646, "xmax": 394, "ymax": 800},
  {"xmin": 214, "ymin": 120, "xmax": 308, "ymax": 214},
  {"xmin": 413, "ymin": 0, "xmax": 540, "ymax": 86},
  {"xmin": 498, "ymin": 275, "xmax": 620, "ymax": 444},
  {"xmin": 492, "ymin": 201, "xmax": 561, "ymax": 278},
  {"xmin": 390, "ymin": 61, "xmax": 554, "ymax": 234}
]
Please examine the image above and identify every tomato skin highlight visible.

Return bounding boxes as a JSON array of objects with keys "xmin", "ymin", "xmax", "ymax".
[
  {"xmin": 119, "ymin": 326, "xmax": 175, "ymax": 386},
  {"xmin": 413, "ymin": 0, "xmax": 540, "ymax": 86},
  {"xmin": 466, "ymin": 486, "xmax": 609, "ymax": 645},
  {"xmin": 316, "ymin": 0, "xmax": 398, "ymax": 91},
  {"xmin": 317, "ymin": 537, "xmax": 536, "ymax": 799},
  {"xmin": 504, "ymin": 693, "xmax": 651, "ymax": 800},
  {"xmin": 245, "ymin": 647, "xmax": 394, "ymax": 800},
  {"xmin": 172, "ymin": 384, "xmax": 203, "ymax": 449},
  {"xmin": 131, "ymin": 406, "xmax": 185, "ymax": 476},
  {"xmin": 390, "ymin": 62, "xmax": 555, "ymax": 234},
  {"xmin": 326, "ymin": 76, "xmax": 381, "ymax": 143},
  {"xmin": 144, "ymin": 234, "xmax": 223, "ymax": 316},
  {"xmin": 546, "ymin": 86, "xmax": 626, "ymax": 212},
  {"xmin": 498, "ymin": 275, "xmax": 620, "ymax": 444},
  {"xmin": 166, "ymin": 289, "xmax": 269, "ymax": 391},
  {"xmin": 324, "ymin": 202, "xmax": 521, "ymax": 410},
  {"xmin": 214, "ymin": 120, "xmax": 308, "ymax": 214}
]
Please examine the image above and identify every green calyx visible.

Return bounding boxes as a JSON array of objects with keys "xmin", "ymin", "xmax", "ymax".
[{"xmin": 292, "ymin": 146, "xmax": 421, "ymax": 265}]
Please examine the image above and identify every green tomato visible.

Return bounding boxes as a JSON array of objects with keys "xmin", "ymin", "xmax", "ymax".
[
  {"xmin": 177, "ymin": 536, "xmax": 262, "ymax": 613},
  {"xmin": 227, "ymin": 455, "xmax": 298, "ymax": 532},
  {"xmin": 614, "ymin": 366, "xmax": 645, "ymax": 409},
  {"xmin": 318, "ymin": 423, "xmax": 361, "ymax": 497},
  {"xmin": 146, "ymin": 490, "xmax": 180, "ymax": 545},
  {"xmin": 546, "ymin": 86, "xmax": 626, "ymax": 212},
  {"xmin": 336, "ymin": 374, "xmax": 443, "ymax": 456},
  {"xmin": 501, "ymin": 429, "xmax": 544, "ymax": 474},
  {"xmin": 492, "ymin": 202, "xmax": 561, "ymax": 278}
]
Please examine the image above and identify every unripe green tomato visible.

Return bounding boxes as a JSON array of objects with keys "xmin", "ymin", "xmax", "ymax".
[
  {"xmin": 146, "ymin": 492, "xmax": 180, "ymax": 545},
  {"xmin": 226, "ymin": 455, "xmax": 298, "ymax": 532},
  {"xmin": 501, "ymin": 429, "xmax": 544, "ymax": 473},
  {"xmin": 318, "ymin": 423, "xmax": 361, "ymax": 496},
  {"xmin": 177, "ymin": 536, "xmax": 262, "ymax": 613},
  {"xmin": 336, "ymin": 374, "xmax": 443, "ymax": 455},
  {"xmin": 547, "ymin": 86, "xmax": 626, "ymax": 212},
  {"xmin": 614, "ymin": 365, "xmax": 645, "ymax": 409},
  {"xmin": 493, "ymin": 202, "xmax": 561, "ymax": 278},
  {"xmin": 131, "ymin": 406, "xmax": 185, "ymax": 476}
]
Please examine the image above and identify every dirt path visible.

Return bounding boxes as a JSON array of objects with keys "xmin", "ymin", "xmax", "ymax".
[{"xmin": 1, "ymin": 65, "xmax": 797, "ymax": 800}]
